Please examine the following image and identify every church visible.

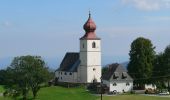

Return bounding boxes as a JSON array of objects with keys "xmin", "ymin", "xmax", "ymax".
[{"xmin": 55, "ymin": 13, "xmax": 101, "ymax": 83}]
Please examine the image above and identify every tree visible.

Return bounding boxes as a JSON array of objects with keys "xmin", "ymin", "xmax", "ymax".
[
  {"xmin": 152, "ymin": 53, "xmax": 166, "ymax": 89},
  {"xmin": 128, "ymin": 37, "xmax": 155, "ymax": 88},
  {"xmin": 4, "ymin": 55, "xmax": 51, "ymax": 100},
  {"xmin": 152, "ymin": 45, "xmax": 170, "ymax": 90},
  {"xmin": 163, "ymin": 45, "xmax": 170, "ymax": 89},
  {"xmin": 102, "ymin": 66, "xmax": 108, "ymax": 75},
  {"xmin": 0, "ymin": 69, "xmax": 7, "ymax": 85}
]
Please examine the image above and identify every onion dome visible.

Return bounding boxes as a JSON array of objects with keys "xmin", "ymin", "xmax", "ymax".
[
  {"xmin": 81, "ymin": 12, "xmax": 99, "ymax": 39},
  {"xmin": 83, "ymin": 13, "xmax": 96, "ymax": 32}
]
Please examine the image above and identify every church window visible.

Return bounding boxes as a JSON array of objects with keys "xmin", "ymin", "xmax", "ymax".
[
  {"xmin": 65, "ymin": 72, "xmax": 67, "ymax": 75},
  {"xmin": 113, "ymin": 83, "xmax": 117, "ymax": 86},
  {"xmin": 83, "ymin": 44, "xmax": 84, "ymax": 48},
  {"xmin": 69, "ymin": 72, "xmax": 72, "ymax": 75},
  {"xmin": 92, "ymin": 42, "xmax": 96, "ymax": 48},
  {"xmin": 61, "ymin": 77, "xmax": 62, "ymax": 80},
  {"xmin": 61, "ymin": 72, "xmax": 62, "ymax": 75}
]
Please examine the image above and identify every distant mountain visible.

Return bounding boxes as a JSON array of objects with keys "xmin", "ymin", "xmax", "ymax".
[
  {"xmin": 120, "ymin": 61, "xmax": 129, "ymax": 69},
  {"xmin": 102, "ymin": 60, "xmax": 129, "ymax": 70},
  {"xmin": 0, "ymin": 57, "xmax": 13, "ymax": 69}
]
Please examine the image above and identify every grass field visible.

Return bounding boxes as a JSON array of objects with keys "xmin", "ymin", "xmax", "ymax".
[
  {"xmin": 0, "ymin": 85, "xmax": 4, "ymax": 93},
  {"xmin": 100, "ymin": 95, "xmax": 170, "ymax": 100},
  {"xmin": 0, "ymin": 85, "xmax": 10, "ymax": 100},
  {"xmin": 35, "ymin": 86, "xmax": 97, "ymax": 100},
  {"xmin": 0, "ymin": 86, "xmax": 170, "ymax": 100}
]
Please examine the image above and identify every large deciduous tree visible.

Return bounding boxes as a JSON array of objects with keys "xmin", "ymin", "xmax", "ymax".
[
  {"xmin": 153, "ymin": 45, "xmax": 170, "ymax": 90},
  {"xmin": 163, "ymin": 45, "xmax": 170, "ymax": 89},
  {"xmin": 128, "ymin": 37, "xmax": 155, "ymax": 87},
  {"xmin": 152, "ymin": 53, "xmax": 166, "ymax": 89},
  {"xmin": 5, "ymin": 55, "xmax": 51, "ymax": 100}
]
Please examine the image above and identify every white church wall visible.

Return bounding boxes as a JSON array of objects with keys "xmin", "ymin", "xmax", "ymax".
[
  {"xmin": 87, "ymin": 52, "xmax": 101, "ymax": 66},
  {"xmin": 87, "ymin": 40, "xmax": 100, "ymax": 51},
  {"xmin": 77, "ymin": 65, "xmax": 87, "ymax": 83},
  {"xmin": 87, "ymin": 66, "xmax": 101, "ymax": 83},
  {"xmin": 55, "ymin": 71, "xmax": 78, "ymax": 83},
  {"xmin": 79, "ymin": 52, "xmax": 87, "ymax": 66},
  {"xmin": 79, "ymin": 39, "xmax": 101, "ymax": 83}
]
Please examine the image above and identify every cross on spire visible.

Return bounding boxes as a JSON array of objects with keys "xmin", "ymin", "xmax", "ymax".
[{"xmin": 89, "ymin": 10, "xmax": 91, "ymax": 18}]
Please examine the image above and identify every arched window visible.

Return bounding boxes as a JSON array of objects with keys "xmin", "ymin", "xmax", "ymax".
[{"xmin": 92, "ymin": 42, "xmax": 96, "ymax": 48}]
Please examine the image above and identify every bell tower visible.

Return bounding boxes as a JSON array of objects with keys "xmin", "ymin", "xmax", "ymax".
[{"xmin": 78, "ymin": 12, "xmax": 101, "ymax": 83}]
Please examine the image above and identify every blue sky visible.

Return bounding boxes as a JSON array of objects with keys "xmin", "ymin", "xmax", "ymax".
[{"xmin": 0, "ymin": 0, "xmax": 170, "ymax": 68}]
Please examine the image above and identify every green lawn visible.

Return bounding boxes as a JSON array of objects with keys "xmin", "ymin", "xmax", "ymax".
[
  {"xmin": 34, "ymin": 86, "xmax": 98, "ymax": 100},
  {"xmin": 100, "ymin": 95, "xmax": 170, "ymax": 100},
  {"xmin": 0, "ymin": 85, "xmax": 4, "ymax": 93},
  {"xmin": 0, "ymin": 86, "xmax": 170, "ymax": 100}
]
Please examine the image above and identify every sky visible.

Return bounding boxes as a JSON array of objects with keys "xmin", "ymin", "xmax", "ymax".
[{"xmin": 0, "ymin": 0, "xmax": 170, "ymax": 68}]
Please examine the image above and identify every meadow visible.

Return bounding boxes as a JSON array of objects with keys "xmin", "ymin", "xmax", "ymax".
[{"xmin": 0, "ymin": 85, "xmax": 170, "ymax": 100}]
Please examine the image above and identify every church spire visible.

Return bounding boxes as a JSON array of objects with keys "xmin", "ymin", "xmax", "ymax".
[
  {"xmin": 81, "ymin": 12, "xmax": 99, "ymax": 39},
  {"xmin": 89, "ymin": 10, "xmax": 91, "ymax": 18}
]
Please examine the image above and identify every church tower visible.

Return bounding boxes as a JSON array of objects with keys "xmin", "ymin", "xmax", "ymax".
[{"xmin": 78, "ymin": 12, "xmax": 101, "ymax": 83}]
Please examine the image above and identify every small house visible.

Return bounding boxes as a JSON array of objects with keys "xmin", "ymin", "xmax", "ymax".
[{"xmin": 102, "ymin": 63, "xmax": 133, "ymax": 93}]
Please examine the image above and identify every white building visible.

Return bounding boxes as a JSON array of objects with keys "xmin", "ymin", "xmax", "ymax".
[
  {"xmin": 55, "ymin": 13, "xmax": 101, "ymax": 83},
  {"xmin": 102, "ymin": 63, "xmax": 133, "ymax": 93}
]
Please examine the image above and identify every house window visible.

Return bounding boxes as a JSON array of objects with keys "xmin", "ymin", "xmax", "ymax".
[
  {"xmin": 93, "ymin": 68, "xmax": 96, "ymax": 71},
  {"xmin": 92, "ymin": 42, "xmax": 96, "ymax": 48},
  {"xmin": 65, "ymin": 72, "xmax": 67, "ymax": 75},
  {"xmin": 61, "ymin": 72, "xmax": 62, "ymax": 75},
  {"xmin": 122, "ymin": 72, "xmax": 127, "ymax": 79},
  {"xmin": 113, "ymin": 72, "xmax": 119, "ymax": 79},
  {"xmin": 69, "ymin": 72, "xmax": 72, "ymax": 75},
  {"xmin": 61, "ymin": 77, "xmax": 62, "ymax": 80},
  {"xmin": 113, "ymin": 83, "xmax": 117, "ymax": 86},
  {"xmin": 126, "ymin": 82, "xmax": 130, "ymax": 86}
]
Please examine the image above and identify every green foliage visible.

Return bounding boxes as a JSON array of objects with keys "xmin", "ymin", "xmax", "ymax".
[
  {"xmin": 164, "ymin": 45, "xmax": 170, "ymax": 89},
  {"xmin": 128, "ymin": 37, "xmax": 155, "ymax": 85},
  {"xmin": 0, "ymin": 70, "xmax": 8, "ymax": 85},
  {"xmin": 102, "ymin": 66, "xmax": 108, "ymax": 75},
  {"xmin": 0, "ymin": 85, "xmax": 5, "ymax": 93},
  {"xmin": 164, "ymin": 45, "xmax": 170, "ymax": 79},
  {"xmin": 153, "ymin": 45, "xmax": 170, "ymax": 89},
  {"xmin": 153, "ymin": 53, "xmax": 166, "ymax": 80},
  {"xmin": 4, "ymin": 55, "xmax": 51, "ymax": 100}
]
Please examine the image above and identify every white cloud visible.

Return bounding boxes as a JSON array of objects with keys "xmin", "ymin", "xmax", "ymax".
[{"xmin": 122, "ymin": 0, "xmax": 170, "ymax": 11}]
